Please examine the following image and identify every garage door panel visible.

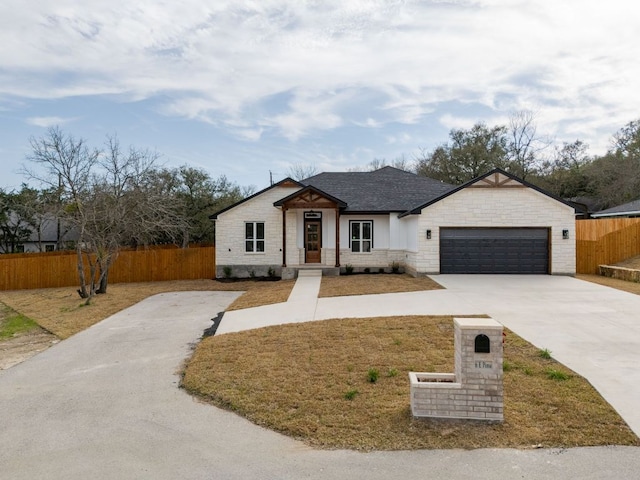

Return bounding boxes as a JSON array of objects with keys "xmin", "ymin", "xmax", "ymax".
[{"xmin": 440, "ymin": 228, "xmax": 549, "ymax": 274}]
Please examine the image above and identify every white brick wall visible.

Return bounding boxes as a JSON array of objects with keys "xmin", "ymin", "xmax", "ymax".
[
  {"xmin": 412, "ymin": 187, "xmax": 576, "ymax": 275},
  {"xmin": 216, "ymin": 186, "xmax": 298, "ymax": 268}
]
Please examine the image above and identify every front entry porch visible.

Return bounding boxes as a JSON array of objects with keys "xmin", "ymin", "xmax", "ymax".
[{"xmin": 274, "ymin": 185, "xmax": 346, "ymax": 271}]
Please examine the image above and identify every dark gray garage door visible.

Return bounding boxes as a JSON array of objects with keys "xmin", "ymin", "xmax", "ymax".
[{"xmin": 440, "ymin": 228, "xmax": 549, "ymax": 274}]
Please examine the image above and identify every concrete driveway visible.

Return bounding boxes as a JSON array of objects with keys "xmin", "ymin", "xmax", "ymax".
[{"xmin": 1, "ymin": 281, "xmax": 640, "ymax": 479}]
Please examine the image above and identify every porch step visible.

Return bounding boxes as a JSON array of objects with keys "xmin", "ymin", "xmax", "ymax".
[{"xmin": 296, "ymin": 269, "xmax": 322, "ymax": 277}]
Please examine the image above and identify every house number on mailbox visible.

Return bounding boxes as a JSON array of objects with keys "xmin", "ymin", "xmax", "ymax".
[{"xmin": 474, "ymin": 361, "xmax": 493, "ymax": 369}]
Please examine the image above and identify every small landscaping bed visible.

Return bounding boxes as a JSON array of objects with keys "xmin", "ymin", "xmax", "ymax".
[
  {"xmin": 319, "ymin": 273, "xmax": 443, "ymax": 298},
  {"xmin": 182, "ymin": 315, "xmax": 638, "ymax": 451}
]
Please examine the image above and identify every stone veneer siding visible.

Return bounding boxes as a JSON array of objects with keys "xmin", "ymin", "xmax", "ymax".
[{"xmin": 407, "ymin": 187, "xmax": 576, "ymax": 275}]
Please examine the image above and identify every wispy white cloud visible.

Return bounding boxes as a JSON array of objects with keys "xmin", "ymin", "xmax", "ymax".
[
  {"xmin": 0, "ymin": 0, "xmax": 639, "ymax": 155},
  {"xmin": 26, "ymin": 116, "xmax": 76, "ymax": 128}
]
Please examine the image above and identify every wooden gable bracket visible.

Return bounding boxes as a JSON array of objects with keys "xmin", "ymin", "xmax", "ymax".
[{"xmin": 470, "ymin": 172, "xmax": 525, "ymax": 188}]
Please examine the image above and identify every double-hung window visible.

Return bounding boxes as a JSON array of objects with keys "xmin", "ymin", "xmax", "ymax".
[
  {"xmin": 350, "ymin": 220, "xmax": 372, "ymax": 253},
  {"xmin": 245, "ymin": 222, "xmax": 265, "ymax": 252}
]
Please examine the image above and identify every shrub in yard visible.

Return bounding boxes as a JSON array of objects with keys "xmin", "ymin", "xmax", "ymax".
[
  {"xmin": 223, "ymin": 267, "xmax": 234, "ymax": 278},
  {"xmin": 546, "ymin": 368, "xmax": 569, "ymax": 381},
  {"xmin": 539, "ymin": 348, "xmax": 552, "ymax": 360},
  {"xmin": 343, "ymin": 389, "xmax": 359, "ymax": 400},
  {"xmin": 367, "ymin": 368, "xmax": 380, "ymax": 383},
  {"xmin": 344, "ymin": 264, "xmax": 354, "ymax": 275}
]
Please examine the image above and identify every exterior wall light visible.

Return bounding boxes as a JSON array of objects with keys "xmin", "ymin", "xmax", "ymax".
[
  {"xmin": 426, "ymin": 229, "xmax": 432, "ymax": 240},
  {"xmin": 562, "ymin": 229, "xmax": 569, "ymax": 239}
]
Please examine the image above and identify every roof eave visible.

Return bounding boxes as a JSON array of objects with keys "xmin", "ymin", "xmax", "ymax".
[
  {"xmin": 273, "ymin": 185, "xmax": 347, "ymax": 208},
  {"xmin": 209, "ymin": 177, "xmax": 304, "ymax": 219},
  {"xmin": 402, "ymin": 168, "xmax": 577, "ymax": 215}
]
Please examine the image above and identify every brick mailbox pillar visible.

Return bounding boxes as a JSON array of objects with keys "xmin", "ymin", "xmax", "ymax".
[{"xmin": 409, "ymin": 317, "xmax": 504, "ymax": 421}]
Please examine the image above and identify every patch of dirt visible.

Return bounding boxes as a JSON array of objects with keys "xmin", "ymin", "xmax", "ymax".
[{"xmin": 0, "ymin": 329, "xmax": 59, "ymax": 370}]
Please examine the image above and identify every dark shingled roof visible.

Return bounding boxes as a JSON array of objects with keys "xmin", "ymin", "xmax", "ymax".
[
  {"xmin": 593, "ymin": 198, "xmax": 640, "ymax": 217},
  {"xmin": 301, "ymin": 166, "xmax": 455, "ymax": 213}
]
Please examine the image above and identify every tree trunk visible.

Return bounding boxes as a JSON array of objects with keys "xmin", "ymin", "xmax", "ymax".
[
  {"xmin": 96, "ymin": 260, "xmax": 110, "ymax": 294},
  {"xmin": 76, "ymin": 244, "xmax": 88, "ymax": 299},
  {"xmin": 84, "ymin": 253, "xmax": 98, "ymax": 306}
]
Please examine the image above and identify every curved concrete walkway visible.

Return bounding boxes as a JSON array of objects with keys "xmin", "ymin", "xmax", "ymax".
[{"xmin": 1, "ymin": 281, "xmax": 639, "ymax": 479}]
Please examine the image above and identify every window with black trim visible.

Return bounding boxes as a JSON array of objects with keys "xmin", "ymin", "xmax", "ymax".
[
  {"xmin": 245, "ymin": 222, "xmax": 265, "ymax": 252},
  {"xmin": 350, "ymin": 220, "xmax": 372, "ymax": 253}
]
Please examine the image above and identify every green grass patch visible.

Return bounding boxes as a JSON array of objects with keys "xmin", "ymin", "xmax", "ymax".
[
  {"xmin": 538, "ymin": 348, "xmax": 552, "ymax": 360},
  {"xmin": 546, "ymin": 368, "xmax": 570, "ymax": 381},
  {"xmin": 367, "ymin": 368, "xmax": 380, "ymax": 383},
  {"xmin": 0, "ymin": 306, "xmax": 40, "ymax": 339}
]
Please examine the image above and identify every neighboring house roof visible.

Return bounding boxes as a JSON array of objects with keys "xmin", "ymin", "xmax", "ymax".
[
  {"xmin": 592, "ymin": 198, "xmax": 640, "ymax": 218},
  {"xmin": 301, "ymin": 166, "xmax": 455, "ymax": 213},
  {"xmin": 5, "ymin": 212, "xmax": 77, "ymax": 244},
  {"xmin": 27, "ymin": 214, "xmax": 63, "ymax": 243},
  {"xmin": 399, "ymin": 168, "xmax": 578, "ymax": 218},
  {"xmin": 566, "ymin": 196, "xmax": 604, "ymax": 215}
]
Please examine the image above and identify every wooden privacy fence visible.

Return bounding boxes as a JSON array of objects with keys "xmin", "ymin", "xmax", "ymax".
[
  {"xmin": 0, "ymin": 244, "xmax": 216, "ymax": 291},
  {"xmin": 576, "ymin": 218, "xmax": 640, "ymax": 274}
]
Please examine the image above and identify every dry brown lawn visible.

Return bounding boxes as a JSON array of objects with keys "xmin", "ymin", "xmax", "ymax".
[
  {"xmin": 319, "ymin": 274, "xmax": 443, "ymax": 298},
  {"xmin": 182, "ymin": 315, "xmax": 638, "ymax": 451},
  {"xmin": 0, "ymin": 279, "xmax": 269, "ymax": 339}
]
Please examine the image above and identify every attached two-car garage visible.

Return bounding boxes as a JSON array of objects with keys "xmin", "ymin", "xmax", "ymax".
[{"xmin": 439, "ymin": 227, "xmax": 550, "ymax": 274}]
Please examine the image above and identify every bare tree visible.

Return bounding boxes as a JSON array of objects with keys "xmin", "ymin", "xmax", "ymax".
[
  {"xmin": 24, "ymin": 127, "xmax": 99, "ymax": 298},
  {"xmin": 24, "ymin": 128, "xmax": 185, "ymax": 303},
  {"xmin": 86, "ymin": 136, "xmax": 187, "ymax": 296},
  {"xmin": 348, "ymin": 155, "xmax": 414, "ymax": 172},
  {"xmin": 287, "ymin": 163, "xmax": 319, "ymax": 181},
  {"xmin": 506, "ymin": 110, "xmax": 552, "ymax": 180}
]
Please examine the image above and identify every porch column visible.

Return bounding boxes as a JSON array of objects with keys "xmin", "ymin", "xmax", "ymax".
[
  {"xmin": 282, "ymin": 207, "xmax": 287, "ymax": 267},
  {"xmin": 335, "ymin": 207, "xmax": 340, "ymax": 267}
]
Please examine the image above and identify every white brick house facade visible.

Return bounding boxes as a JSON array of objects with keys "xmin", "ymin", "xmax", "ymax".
[{"xmin": 212, "ymin": 168, "xmax": 577, "ymax": 278}]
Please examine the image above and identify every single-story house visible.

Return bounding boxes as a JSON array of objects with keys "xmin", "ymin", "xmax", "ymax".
[
  {"xmin": 1, "ymin": 212, "xmax": 76, "ymax": 254},
  {"xmin": 211, "ymin": 167, "xmax": 576, "ymax": 278},
  {"xmin": 591, "ymin": 198, "xmax": 640, "ymax": 218}
]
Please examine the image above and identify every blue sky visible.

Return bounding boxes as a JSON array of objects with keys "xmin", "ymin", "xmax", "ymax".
[{"xmin": 1, "ymin": 0, "xmax": 639, "ymax": 191}]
